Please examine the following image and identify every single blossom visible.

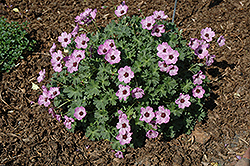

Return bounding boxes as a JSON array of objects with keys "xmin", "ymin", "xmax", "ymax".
[
  {"xmin": 116, "ymin": 130, "xmax": 132, "ymax": 145},
  {"xmin": 192, "ymin": 86, "xmax": 205, "ymax": 98},
  {"xmin": 104, "ymin": 39, "xmax": 116, "ymax": 50},
  {"xmin": 115, "ymin": 151, "xmax": 124, "ymax": 158},
  {"xmin": 116, "ymin": 84, "xmax": 131, "ymax": 101},
  {"xmin": 155, "ymin": 106, "xmax": 170, "ymax": 124},
  {"xmin": 206, "ymin": 54, "xmax": 216, "ymax": 66},
  {"xmin": 38, "ymin": 88, "xmax": 51, "ymax": 107},
  {"xmin": 200, "ymin": 27, "xmax": 215, "ymax": 42},
  {"xmin": 37, "ymin": 69, "xmax": 46, "ymax": 83},
  {"xmin": 49, "ymin": 87, "xmax": 60, "ymax": 99},
  {"xmin": 90, "ymin": 8, "xmax": 97, "ymax": 20},
  {"xmin": 151, "ymin": 24, "xmax": 165, "ymax": 37},
  {"xmin": 116, "ymin": 118, "xmax": 131, "ymax": 133},
  {"xmin": 157, "ymin": 42, "xmax": 172, "ymax": 59},
  {"xmin": 58, "ymin": 32, "xmax": 72, "ymax": 48},
  {"xmin": 188, "ymin": 38, "xmax": 200, "ymax": 50},
  {"xmin": 52, "ymin": 62, "xmax": 63, "ymax": 73},
  {"xmin": 146, "ymin": 130, "xmax": 159, "ymax": 139},
  {"xmin": 71, "ymin": 49, "xmax": 85, "ymax": 61},
  {"xmin": 139, "ymin": 106, "xmax": 155, "ymax": 123},
  {"xmin": 49, "ymin": 43, "xmax": 56, "ymax": 55},
  {"xmin": 152, "ymin": 10, "xmax": 168, "ymax": 20},
  {"xmin": 74, "ymin": 106, "xmax": 87, "ymax": 120},
  {"xmin": 217, "ymin": 35, "xmax": 225, "ymax": 47},
  {"xmin": 158, "ymin": 61, "xmax": 169, "ymax": 72},
  {"xmin": 55, "ymin": 114, "xmax": 61, "ymax": 122},
  {"xmin": 63, "ymin": 115, "xmax": 75, "ymax": 129},
  {"xmin": 71, "ymin": 24, "xmax": 79, "ymax": 37},
  {"xmin": 148, "ymin": 120, "xmax": 157, "ymax": 129},
  {"xmin": 75, "ymin": 34, "xmax": 89, "ymax": 49},
  {"xmin": 97, "ymin": 42, "xmax": 111, "ymax": 55},
  {"xmin": 175, "ymin": 93, "xmax": 191, "ymax": 109},
  {"xmin": 166, "ymin": 65, "xmax": 179, "ymax": 76},
  {"xmin": 194, "ymin": 44, "xmax": 209, "ymax": 59},
  {"xmin": 162, "ymin": 49, "xmax": 179, "ymax": 65},
  {"xmin": 141, "ymin": 16, "xmax": 156, "ymax": 30},
  {"xmin": 115, "ymin": 2, "xmax": 128, "ymax": 17},
  {"xmin": 118, "ymin": 66, "xmax": 134, "ymax": 84},
  {"xmin": 105, "ymin": 49, "xmax": 121, "ymax": 64},
  {"xmin": 118, "ymin": 110, "xmax": 128, "ymax": 119},
  {"xmin": 192, "ymin": 70, "xmax": 206, "ymax": 85},
  {"xmin": 65, "ymin": 55, "xmax": 80, "ymax": 73},
  {"xmin": 51, "ymin": 50, "xmax": 63, "ymax": 65},
  {"xmin": 131, "ymin": 87, "xmax": 145, "ymax": 99}
]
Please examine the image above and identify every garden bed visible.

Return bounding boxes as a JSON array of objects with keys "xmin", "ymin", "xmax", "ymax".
[{"xmin": 0, "ymin": 0, "xmax": 250, "ymax": 165}]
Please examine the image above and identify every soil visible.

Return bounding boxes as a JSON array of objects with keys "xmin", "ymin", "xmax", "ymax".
[{"xmin": 0, "ymin": 0, "xmax": 250, "ymax": 165}]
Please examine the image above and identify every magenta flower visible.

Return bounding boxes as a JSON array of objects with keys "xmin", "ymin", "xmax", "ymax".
[
  {"xmin": 193, "ymin": 70, "xmax": 206, "ymax": 85},
  {"xmin": 52, "ymin": 62, "xmax": 63, "ymax": 73},
  {"xmin": 49, "ymin": 43, "xmax": 56, "ymax": 55},
  {"xmin": 105, "ymin": 49, "xmax": 121, "ymax": 64},
  {"xmin": 151, "ymin": 24, "xmax": 165, "ymax": 37},
  {"xmin": 58, "ymin": 32, "xmax": 72, "ymax": 48},
  {"xmin": 200, "ymin": 27, "xmax": 215, "ymax": 42},
  {"xmin": 115, "ymin": 2, "xmax": 128, "ymax": 17},
  {"xmin": 115, "ymin": 151, "xmax": 124, "ymax": 158},
  {"xmin": 65, "ymin": 55, "xmax": 80, "ymax": 73},
  {"xmin": 131, "ymin": 87, "xmax": 145, "ymax": 99},
  {"xmin": 158, "ymin": 61, "xmax": 169, "ymax": 72},
  {"xmin": 90, "ymin": 8, "xmax": 97, "ymax": 20},
  {"xmin": 116, "ymin": 84, "xmax": 131, "ymax": 101},
  {"xmin": 76, "ymin": 8, "xmax": 93, "ymax": 25},
  {"xmin": 192, "ymin": 86, "xmax": 205, "ymax": 98},
  {"xmin": 51, "ymin": 50, "xmax": 63, "ymax": 65},
  {"xmin": 38, "ymin": 89, "xmax": 51, "ymax": 107},
  {"xmin": 139, "ymin": 106, "xmax": 155, "ymax": 123},
  {"xmin": 194, "ymin": 44, "xmax": 209, "ymax": 59},
  {"xmin": 166, "ymin": 65, "xmax": 179, "ymax": 76},
  {"xmin": 37, "ymin": 69, "xmax": 46, "ymax": 83},
  {"xmin": 97, "ymin": 42, "xmax": 111, "ymax": 55},
  {"xmin": 118, "ymin": 110, "xmax": 128, "ymax": 119},
  {"xmin": 206, "ymin": 54, "xmax": 216, "ymax": 66},
  {"xmin": 118, "ymin": 66, "xmax": 134, "ymax": 83},
  {"xmin": 146, "ymin": 130, "xmax": 159, "ymax": 139},
  {"xmin": 116, "ymin": 118, "xmax": 131, "ymax": 133},
  {"xmin": 155, "ymin": 106, "xmax": 170, "ymax": 124},
  {"xmin": 55, "ymin": 114, "xmax": 61, "ymax": 122},
  {"xmin": 175, "ymin": 93, "xmax": 191, "ymax": 109},
  {"xmin": 49, "ymin": 87, "xmax": 60, "ymax": 99},
  {"xmin": 141, "ymin": 16, "xmax": 155, "ymax": 30},
  {"xmin": 71, "ymin": 24, "xmax": 79, "ymax": 37},
  {"xmin": 152, "ymin": 10, "xmax": 168, "ymax": 20},
  {"xmin": 74, "ymin": 106, "xmax": 87, "ymax": 120},
  {"xmin": 188, "ymin": 38, "xmax": 200, "ymax": 50},
  {"xmin": 116, "ymin": 130, "xmax": 132, "ymax": 145},
  {"xmin": 75, "ymin": 34, "xmax": 89, "ymax": 49},
  {"xmin": 217, "ymin": 35, "xmax": 225, "ymax": 47},
  {"xmin": 71, "ymin": 49, "xmax": 85, "ymax": 61},
  {"xmin": 157, "ymin": 42, "xmax": 172, "ymax": 59},
  {"xmin": 48, "ymin": 107, "xmax": 54, "ymax": 115},
  {"xmin": 63, "ymin": 115, "xmax": 75, "ymax": 129},
  {"xmin": 162, "ymin": 49, "xmax": 179, "ymax": 65},
  {"xmin": 104, "ymin": 39, "xmax": 116, "ymax": 50}
]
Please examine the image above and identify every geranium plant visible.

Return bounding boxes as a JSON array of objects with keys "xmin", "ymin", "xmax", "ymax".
[{"xmin": 37, "ymin": 2, "xmax": 225, "ymax": 153}]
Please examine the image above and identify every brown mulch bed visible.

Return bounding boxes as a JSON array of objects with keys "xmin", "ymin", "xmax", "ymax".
[{"xmin": 0, "ymin": 0, "xmax": 250, "ymax": 165}]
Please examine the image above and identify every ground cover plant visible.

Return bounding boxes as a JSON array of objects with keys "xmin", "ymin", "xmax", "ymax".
[
  {"xmin": 37, "ymin": 1, "xmax": 225, "ymax": 155},
  {"xmin": 0, "ymin": 16, "xmax": 36, "ymax": 73}
]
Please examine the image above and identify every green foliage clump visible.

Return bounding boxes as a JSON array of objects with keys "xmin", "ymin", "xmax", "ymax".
[{"xmin": 0, "ymin": 16, "xmax": 36, "ymax": 73}]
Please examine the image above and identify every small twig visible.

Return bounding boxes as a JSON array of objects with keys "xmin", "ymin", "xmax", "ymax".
[
  {"xmin": 32, "ymin": 52, "xmax": 50, "ymax": 56},
  {"xmin": 238, "ymin": 137, "xmax": 249, "ymax": 146}
]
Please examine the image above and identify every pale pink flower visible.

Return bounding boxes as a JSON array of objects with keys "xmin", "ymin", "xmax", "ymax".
[
  {"xmin": 37, "ymin": 69, "xmax": 46, "ymax": 83},
  {"xmin": 65, "ymin": 55, "xmax": 80, "ymax": 73},
  {"xmin": 58, "ymin": 32, "xmax": 72, "ymax": 48},
  {"xmin": 115, "ymin": 2, "xmax": 128, "ymax": 17},
  {"xmin": 75, "ymin": 34, "xmax": 89, "ymax": 49},
  {"xmin": 116, "ymin": 84, "xmax": 130, "ymax": 101},
  {"xmin": 74, "ymin": 106, "xmax": 87, "ymax": 120},
  {"xmin": 118, "ymin": 66, "xmax": 134, "ymax": 84}
]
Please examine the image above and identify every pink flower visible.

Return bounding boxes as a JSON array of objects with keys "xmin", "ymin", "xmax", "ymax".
[
  {"xmin": 192, "ymin": 86, "xmax": 205, "ymax": 98},
  {"xmin": 104, "ymin": 39, "xmax": 116, "ymax": 50},
  {"xmin": 105, "ymin": 49, "xmax": 121, "ymax": 64},
  {"xmin": 116, "ymin": 130, "xmax": 132, "ymax": 145},
  {"xmin": 200, "ymin": 27, "xmax": 215, "ymax": 42},
  {"xmin": 75, "ymin": 34, "xmax": 89, "ymax": 49},
  {"xmin": 55, "ymin": 114, "xmax": 61, "ymax": 122},
  {"xmin": 116, "ymin": 118, "xmax": 131, "ymax": 133},
  {"xmin": 90, "ymin": 9, "xmax": 97, "ymax": 20},
  {"xmin": 188, "ymin": 38, "xmax": 200, "ymax": 50},
  {"xmin": 195, "ymin": 44, "xmax": 209, "ymax": 59},
  {"xmin": 146, "ymin": 130, "xmax": 159, "ymax": 139},
  {"xmin": 71, "ymin": 49, "xmax": 85, "ymax": 61},
  {"xmin": 51, "ymin": 50, "xmax": 63, "ymax": 65},
  {"xmin": 52, "ymin": 62, "xmax": 63, "ymax": 73},
  {"xmin": 74, "ymin": 106, "xmax": 87, "ymax": 120},
  {"xmin": 49, "ymin": 87, "xmax": 60, "ymax": 99},
  {"xmin": 118, "ymin": 110, "xmax": 128, "ymax": 119},
  {"xmin": 49, "ymin": 43, "xmax": 56, "ymax": 55},
  {"xmin": 157, "ymin": 42, "xmax": 172, "ymax": 59},
  {"xmin": 206, "ymin": 54, "xmax": 216, "ymax": 66},
  {"xmin": 63, "ymin": 115, "xmax": 75, "ymax": 129},
  {"xmin": 192, "ymin": 70, "xmax": 206, "ymax": 85},
  {"xmin": 162, "ymin": 49, "xmax": 179, "ymax": 65},
  {"xmin": 158, "ymin": 61, "xmax": 169, "ymax": 72},
  {"xmin": 115, "ymin": 2, "xmax": 128, "ymax": 17},
  {"xmin": 37, "ymin": 69, "xmax": 46, "ymax": 83},
  {"xmin": 115, "ymin": 151, "xmax": 124, "ymax": 158},
  {"xmin": 166, "ymin": 65, "xmax": 179, "ymax": 76},
  {"xmin": 38, "ymin": 88, "xmax": 51, "ymax": 107},
  {"xmin": 141, "ymin": 16, "xmax": 155, "ymax": 30},
  {"xmin": 155, "ymin": 106, "xmax": 170, "ymax": 124},
  {"xmin": 118, "ymin": 66, "xmax": 134, "ymax": 84},
  {"xmin": 71, "ymin": 24, "xmax": 79, "ymax": 37},
  {"xmin": 139, "ymin": 106, "xmax": 155, "ymax": 123},
  {"xmin": 217, "ymin": 35, "xmax": 225, "ymax": 47},
  {"xmin": 152, "ymin": 10, "xmax": 168, "ymax": 20},
  {"xmin": 175, "ymin": 93, "xmax": 191, "ymax": 109},
  {"xmin": 58, "ymin": 32, "xmax": 72, "ymax": 48},
  {"xmin": 131, "ymin": 87, "xmax": 145, "ymax": 99},
  {"xmin": 151, "ymin": 24, "xmax": 165, "ymax": 37},
  {"xmin": 148, "ymin": 120, "xmax": 157, "ymax": 129},
  {"xmin": 116, "ymin": 84, "xmax": 130, "ymax": 101},
  {"xmin": 65, "ymin": 55, "xmax": 80, "ymax": 73},
  {"xmin": 97, "ymin": 42, "xmax": 111, "ymax": 55}
]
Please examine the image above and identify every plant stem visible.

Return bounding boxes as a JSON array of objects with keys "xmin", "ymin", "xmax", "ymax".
[
  {"xmin": 57, "ymin": 99, "xmax": 72, "ymax": 109},
  {"xmin": 172, "ymin": 0, "xmax": 178, "ymax": 23}
]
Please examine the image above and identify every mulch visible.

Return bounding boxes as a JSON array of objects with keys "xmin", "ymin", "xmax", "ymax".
[{"xmin": 0, "ymin": 0, "xmax": 250, "ymax": 165}]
